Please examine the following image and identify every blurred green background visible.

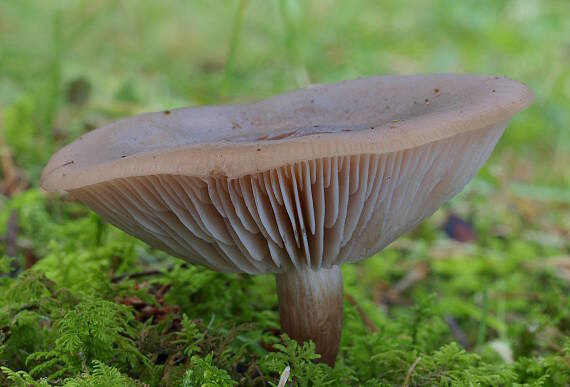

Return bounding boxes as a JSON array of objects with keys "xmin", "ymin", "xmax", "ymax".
[
  {"xmin": 1, "ymin": 0, "xmax": 569, "ymax": 182},
  {"xmin": 0, "ymin": 1, "xmax": 569, "ymax": 385}
]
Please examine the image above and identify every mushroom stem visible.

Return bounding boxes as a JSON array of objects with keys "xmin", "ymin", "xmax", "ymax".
[{"xmin": 276, "ymin": 265, "xmax": 343, "ymax": 366}]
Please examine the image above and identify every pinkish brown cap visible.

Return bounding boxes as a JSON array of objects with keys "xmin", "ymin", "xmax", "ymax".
[{"xmin": 41, "ymin": 74, "xmax": 533, "ymax": 274}]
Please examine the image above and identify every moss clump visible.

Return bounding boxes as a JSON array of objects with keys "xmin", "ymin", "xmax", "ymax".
[
  {"xmin": 1, "ymin": 1, "xmax": 569, "ymax": 385},
  {"xmin": 0, "ymin": 190, "xmax": 569, "ymax": 385}
]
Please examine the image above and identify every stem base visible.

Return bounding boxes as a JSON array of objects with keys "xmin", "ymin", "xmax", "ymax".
[{"xmin": 276, "ymin": 266, "xmax": 343, "ymax": 366}]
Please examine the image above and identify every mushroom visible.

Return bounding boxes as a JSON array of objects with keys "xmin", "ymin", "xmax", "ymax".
[{"xmin": 41, "ymin": 74, "xmax": 533, "ymax": 365}]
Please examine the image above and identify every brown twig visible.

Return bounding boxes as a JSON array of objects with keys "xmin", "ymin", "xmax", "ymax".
[
  {"xmin": 390, "ymin": 262, "xmax": 429, "ymax": 296},
  {"xmin": 377, "ymin": 262, "xmax": 430, "ymax": 306},
  {"xmin": 345, "ymin": 293, "xmax": 378, "ymax": 333},
  {"xmin": 0, "ymin": 141, "xmax": 28, "ymax": 196},
  {"xmin": 252, "ymin": 360, "xmax": 265, "ymax": 385},
  {"xmin": 111, "ymin": 269, "xmax": 163, "ymax": 283},
  {"xmin": 402, "ymin": 356, "xmax": 421, "ymax": 387},
  {"xmin": 524, "ymin": 255, "xmax": 570, "ymax": 283},
  {"xmin": 5, "ymin": 210, "xmax": 19, "ymax": 257},
  {"xmin": 444, "ymin": 315, "xmax": 469, "ymax": 349}
]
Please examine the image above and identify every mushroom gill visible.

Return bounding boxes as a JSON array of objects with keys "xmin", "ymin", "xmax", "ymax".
[{"xmin": 70, "ymin": 121, "xmax": 505, "ymax": 275}]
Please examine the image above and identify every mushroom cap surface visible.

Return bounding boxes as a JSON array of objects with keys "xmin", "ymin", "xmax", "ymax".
[{"xmin": 41, "ymin": 74, "xmax": 533, "ymax": 274}]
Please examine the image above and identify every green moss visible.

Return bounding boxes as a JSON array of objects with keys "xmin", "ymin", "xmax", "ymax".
[
  {"xmin": 1, "ymin": 0, "xmax": 568, "ymax": 385},
  {"xmin": 1, "ymin": 191, "xmax": 568, "ymax": 385}
]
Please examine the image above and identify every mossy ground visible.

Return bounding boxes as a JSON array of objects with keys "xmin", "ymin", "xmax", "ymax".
[{"xmin": 0, "ymin": 1, "xmax": 569, "ymax": 385}]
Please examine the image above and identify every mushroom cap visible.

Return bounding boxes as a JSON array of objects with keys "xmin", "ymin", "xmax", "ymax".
[{"xmin": 41, "ymin": 74, "xmax": 533, "ymax": 274}]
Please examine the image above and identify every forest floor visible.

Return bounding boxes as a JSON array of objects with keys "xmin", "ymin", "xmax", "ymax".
[{"xmin": 0, "ymin": 1, "xmax": 569, "ymax": 385}]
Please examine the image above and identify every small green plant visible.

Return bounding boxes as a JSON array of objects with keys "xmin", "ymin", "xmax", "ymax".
[
  {"xmin": 182, "ymin": 354, "xmax": 236, "ymax": 387},
  {"xmin": 1, "ymin": 0, "xmax": 569, "ymax": 385},
  {"xmin": 62, "ymin": 361, "xmax": 139, "ymax": 387},
  {"xmin": 259, "ymin": 334, "xmax": 355, "ymax": 386}
]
